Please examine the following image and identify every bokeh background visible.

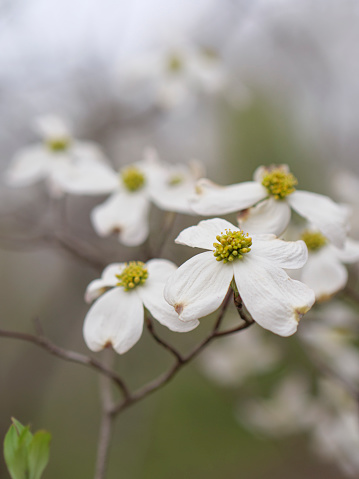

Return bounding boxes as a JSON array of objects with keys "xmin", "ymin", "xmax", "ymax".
[{"xmin": 1, "ymin": 0, "xmax": 358, "ymax": 477}]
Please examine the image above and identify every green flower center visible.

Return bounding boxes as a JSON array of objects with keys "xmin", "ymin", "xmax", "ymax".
[
  {"xmin": 116, "ymin": 261, "xmax": 148, "ymax": 291},
  {"xmin": 261, "ymin": 168, "xmax": 298, "ymax": 200},
  {"xmin": 46, "ymin": 138, "xmax": 70, "ymax": 152},
  {"xmin": 167, "ymin": 53, "xmax": 183, "ymax": 73},
  {"xmin": 121, "ymin": 167, "xmax": 146, "ymax": 192},
  {"xmin": 301, "ymin": 230, "xmax": 327, "ymax": 251},
  {"xmin": 213, "ymin": 229, "xmax": 252, "ymax": 263},
  {"xmin": 168, "ymin": 174, "xmax": 184, "ymax": 186}
]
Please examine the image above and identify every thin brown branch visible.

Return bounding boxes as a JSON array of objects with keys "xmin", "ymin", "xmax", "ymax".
[
  {"xmin": 145, "ymin": 315, "xmax": 184, "ymax": 363},
  {"xmin": 0, "ymin": 328, "xmax": 130, "ymax": 398},
  {"xmin": 94, "ymin": 349, "xmax": 116, "ymax": 479},
  {"xmin": 110, "ymin": 289, "xmax": 254, "ymax": 416}
]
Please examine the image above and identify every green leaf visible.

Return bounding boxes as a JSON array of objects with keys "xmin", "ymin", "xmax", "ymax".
[
  {"xmin": 28, "ymin": 431, "xmax": 51, "ymax": 479},
  {"xmin": 3, "ymin": 421, "xmax": 32, "ymax": 479}
]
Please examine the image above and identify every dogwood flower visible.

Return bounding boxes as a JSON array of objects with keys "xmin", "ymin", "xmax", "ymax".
[
  {"xmin": 239, "ymin": 376, "xmax": 317, "ymax": 437},
  {"xmin": 191, "ymin": 165, "xmax": 349, "ymax": 248},
  {"xmin": 83, "ymin": 259, "xmax": 199, "ymax": 355},
  {"xmin": 164, "ymin": 218, "xmax": 315, "ymax": 336},
  {"xmin": 90, "ymin": 149, "xmax": 165, "ymax": 246},
  {"xmin": 311, "ymin": 379, "xmax": 359, "ymax": 478},
  {"xmin": 199, "ymin": 322, "xmax": 281, "ymax": 386},
  {"xmin": 292, "ymin": 229, "xmax": 359, "ymax": 301},
  {"xmin": 300, "ymin": 302, "xmax": 359, "ymax": 388},
  {"xmin": 150, "ymin": 159, "xmax": 205, "ymax": 214},
  {"xmin": 118, "ymin": 41, "xmax": 226, "ymax": 109},
  {"xmin": 5, "ymin": 115, "xmax": 114, "ymax": 197}
]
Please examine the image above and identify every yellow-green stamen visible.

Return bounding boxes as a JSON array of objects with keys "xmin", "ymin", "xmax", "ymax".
[
  {"xmin": 121, "ymin": 166, "xmax": 145, "ymax": 192},
  {"xmin": 213, "ymin": 229, "xmax": 252, "ymax": 263},
  {"xmin": 168, "ymin": 174, "xmax": 184, "ymax": 186},
  {"xmin": 261, "ymin": 168, "xmax": 298, "ymax": 200},
  {"xmin": 167, "ymin": 53, "xmax": 183, "ymax": 72},
  {"xmin": 116, "ymin": 261, "xmax": 148, "ymax": 291},
  {"xmin": 46, "ymin": 138, "xmax": 70, "ymax": 152},
  {"xmin": 301, "ymin": 230, "xmax": 327, "ymax": 251}
]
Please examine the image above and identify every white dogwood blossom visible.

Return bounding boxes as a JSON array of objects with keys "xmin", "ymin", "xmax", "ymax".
[
  {"xmin": 191, "ymin": 165, "xmax": 349, "ymax": 248},
  {"xmin": 292, "ymin": 229, "xmax": 359, "ymax": 301},
  {"xmin": 311, "ymin": 380, "xmax": 359, "ymax": 478},
  {"xmin": 239, "ymin": 376, "xmax": 317, "ymax": 437},
  {"xmin": 83, "ymin": 259, "xmax": 199, "ymax": 355},
  {"xmin": 300, "ymin": 302, "xmax": 359, "ymax": 388},
  {"xmin": 199, "ymin": 323, "xmax": 281, "ymax": 387},
  {"xmin": 164, "ymin": 218, "xmax": 315, "ymax": 336},
  {"xmin": 90, "ymin": 149, "xmax": 164, "ymax": 246},
  {"xmin": 150, "ymin": 159, "xmax": 205, "ymax": 214},
  {"xmin": 118, "ymin": 41, "xmax": 227, "ymax": 110},
  {"xmin": 5, "ymin": 115, "xmax": 113, "ymax": 197}
]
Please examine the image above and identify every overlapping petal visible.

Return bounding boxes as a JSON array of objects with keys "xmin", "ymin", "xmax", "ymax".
[
  {"xmin": 91, "ymin": 191, "xmax": 150, "ymax": 246},
  {"xmin": 164, "ymin": 251, "xmax": 233, "ymax": 322},
  {"xmin": 301, "ymin": 249, "xmax": 348, "ymax": 301},
  {"xmin": 288, "ymin": 190, "xmax": 350, "ymax": 248},
  {"xmin": 251, "ymin": 235, "xmax": 308, "ymax": 269},
  {"xmin": 333, "ymin": 238, "xmax": 359, "ymax": 263},
  {"xmin": 83, "ymin": 288, "xmax": 144, "ymax": 354},
  {"xmin": 238, "ymin": 197, "xmax": 291, "ymax": 236},
  {"xmin": 190, "ymin": 179, "xmax": 267, "ymax": 216},
  {"xmin": 233, "ymin": 255, "xmax": 315, "ymax": 336},
  {"xmin": 175, "ymin": 218, "xmax": 236, "ymax": 250},
  {"xmin": 5, "ymin": 146, "xmax": 50, "ymax": 186},
  {"xmin": 85, "ymin": 263, "xmax": 125, "ymax": 303}
]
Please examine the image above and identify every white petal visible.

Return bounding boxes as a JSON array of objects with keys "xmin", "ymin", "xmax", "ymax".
[
  {"xmin": 238, "ymin": 197, "xmax": 291, "ymax": 236},
  {"xmin": 251, "ymin": 235, "xmax": 308, "ymax": 269},
  {"xmin": 53, "ymin": 160, "xmax": 118, "ymax": 195},
  {"xmin": 5, "ymin": 145, "xmax": 50, "ymax": 186},
  {"xmin": 164, "ymin": 251, "xmax": 234, "ymax": 322},
  {"xmin": 35, "ymin": 115, "xmax": 71, "ymax": 139},
  {"xmin": 288, "ymin": 190, "xmax": 350, "ymax": 248},
  {"xmin": 151, "ymin": 182, "xmax": 197, "ymax": 214},
  {"xmin": 301, "ymin": 249, "xmax": 348, "ymax": 301},
  {"xmin": 146, "ymin": 259, "xmax": 178, "ymax": 282},
  {"xmin": 175, "ymin": 218, "xmax": 238, "ymax": 250},
  {"xmin": 83, "ymin": 288, "xmax": 144, "ymax": 354},
  {"xmin": 91, "ymin": 191, "xmax": 150, "ymax": 246},
  {"xmin": 85, "ymin": 263, "xmax": 125, "ymax": 303},
  {"xmin": 333, "ymin": 238, "xmax": 359, "ymax": 264},
  {"xmin": 234, "ymin": 255, "xmax": 315, "ymax": 336},
  {"xmin": 139, "ymin": 281, "xmax": 199, "ymax": 332},
  {"xmin": 190, "ymin": 179, "xmax": 267, "ymax": 216}
]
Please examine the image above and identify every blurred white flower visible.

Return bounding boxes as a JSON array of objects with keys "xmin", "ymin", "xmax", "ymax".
[
  {"xmin": 311, "ymin": 379, "xmax": 359, "ymax": 478},
  {"xmin": 90, "ymin": 148, "xmax": 164, "ymax": 246},
  {"xmin": 199, "ymin": 323, "xmax": 281, "ymax": 387},
  {"xmin": 164, "ymin": 218, "xmax": 315, "ymax": 337},
  {"xmin": 118, "ymin": 40, "xmax": 227, "ymax": 110},
  {"xmin": 5, "ymin": 115, "xmax": 114, "ymax": 197},
  {"xmin": 300, "ymin": 302, "xmax": 359, "ymax": 388},
  {"xmin": 292, "ymin": 229, "xmax": 359, "ymax": 301},
  {"xmin": 83, "ymin": 259, "xmax": 199, "ymax": 355},
  {"xmin": 239, "ymin": 375, "xmax": 316, "ymax": 437},
  {"xmin": 191, "ymin": 164, "xmax": 350, "ymax": 248},
  {"xmin": 332, "ymin": 169, "xmax": 359, "ymax": 239},
  {"xmin": 150, "ymin": 159, "xmax": 205, "ymax": 214}
]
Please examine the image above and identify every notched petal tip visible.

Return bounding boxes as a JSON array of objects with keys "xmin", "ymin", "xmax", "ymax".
[
  {"xmin": 294, "ymin": 305, "xmax": 312, "ymax": 323},
  {"xmin": 174, "ymin": 303, "xmax": 184, "ymax": 315}
]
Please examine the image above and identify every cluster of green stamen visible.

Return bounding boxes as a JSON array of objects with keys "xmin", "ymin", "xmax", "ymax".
[
  {"xmin": 116, "ymin": 261, "xmax": 148, "ymax": 291},
  {"xmin": 213, "ymin": 229, "xmax": 252, "ymax": 263},
  {"xmin": 121, "ymin": 166, "xmax": 146, "ymax": 192},
  {"xmin": 167, "ymin": 53, "xmax": 183, "ymax": 73},
  {"xmin": 301, "ymin": 230, "xmax": 327, "ymax": 251},
  {"xmin": 46, "ymin": 138, "xmax": 70, "ymax": 152},
  {"xmin": 261, "ymin": 168, "xmax": 298, "ymax": 200},
  {"xmin": 168, "ymin": 174, "xmax": 184, "ymax": 186}
]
